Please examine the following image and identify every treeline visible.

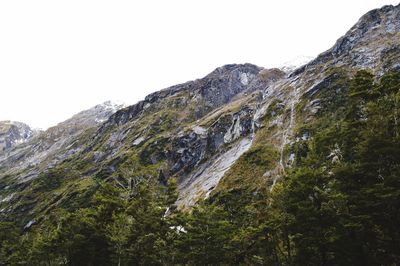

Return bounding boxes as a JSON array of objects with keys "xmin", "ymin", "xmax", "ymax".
[{"xmin": 0, "ymin": 71, "xmax": 399, "ymax": 265}]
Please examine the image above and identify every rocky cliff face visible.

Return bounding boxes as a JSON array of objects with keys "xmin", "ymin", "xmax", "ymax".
[
  {"xmin": 0, "ymin": 121, "xmax": 37, "ymax": 153},
  {"xmin": 0, "ymin": 4, "xmax": 399, "ymax": 223},
  {"xmin": 101, "ymin": 64, "xmax": 264, "ymax": 128}
]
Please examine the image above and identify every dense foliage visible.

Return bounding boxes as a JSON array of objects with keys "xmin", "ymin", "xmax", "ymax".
[{"xmin": 1, "ymin": 71, "xmax": 399, "ymax": 265}]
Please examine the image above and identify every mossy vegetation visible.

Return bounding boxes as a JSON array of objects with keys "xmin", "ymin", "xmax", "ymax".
[{"xmin": 215, "ymin": 144, "xmax": 278, "ymax": 192}]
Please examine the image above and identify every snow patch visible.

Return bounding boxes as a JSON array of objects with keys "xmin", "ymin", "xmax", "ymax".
[
  {"xmin": 280, "ymin": 55, "xmax": 315, "ymax": 73},
  {"xmin": 240, "ymin": 73, "xmax": 249, "ymax": 85}
]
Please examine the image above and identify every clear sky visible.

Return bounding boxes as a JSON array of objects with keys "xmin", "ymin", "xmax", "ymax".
[{"xmin": 0, "ymin": 0, "xmax": 398, "ymax": 129}]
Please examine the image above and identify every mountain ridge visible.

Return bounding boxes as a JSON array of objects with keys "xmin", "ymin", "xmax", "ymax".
[{"xmin": 0, "ymin": 101, "xmax": 125, "ymax": 183}]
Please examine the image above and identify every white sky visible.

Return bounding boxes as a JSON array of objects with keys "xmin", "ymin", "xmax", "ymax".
[{"xmin": 0, "ymin": 0, "xmax": 398, "ymax": 129}]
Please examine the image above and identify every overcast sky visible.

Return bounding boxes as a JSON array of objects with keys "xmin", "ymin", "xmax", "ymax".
[{"xmin": 1, "ymin": 0, "xmax": 398, "ymax": 129}]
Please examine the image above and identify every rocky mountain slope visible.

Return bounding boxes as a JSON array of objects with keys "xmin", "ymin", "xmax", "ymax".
[
  {"xmin": 0, "ymin": 121, "xmax": 37, "ymax": 153},
  {"xmin": 0, "ymin": 3, "xmax": 399, "ymax": 226},
  {"xmin": 0, "ymin": 101, "xmax": 124, "ymax": 183}
]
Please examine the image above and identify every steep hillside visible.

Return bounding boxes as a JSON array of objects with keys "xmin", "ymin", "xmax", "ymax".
[
  {"xmin": 1, "ymin": 3, "xmax": 400, "ymax": 220},
  {"xmin": 0, "ymin": 3, "xmax": 399, "ymax": 265},
  {"xmin": 0, "ymin": 64, "xmax": 287, "ymax": 221},
  {"xmin": 215, "ymin": 3, "xmax": 400, "ymax": 194}
]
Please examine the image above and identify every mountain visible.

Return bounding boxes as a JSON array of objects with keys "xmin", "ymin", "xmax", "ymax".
[
  {"xmin": 0, "ymin": 4, "xmax": 399, "ymax": 265},
  {"xmin": 0, "ymin": 121, "xmax": 37, "ymax": 152},
  {"xmin": 1, "ymin": 3, "xmax": 399, "ymax": 217},
  {"xmin": 0, "ymin": 101, "xmax": 125, "ymax": 182}
]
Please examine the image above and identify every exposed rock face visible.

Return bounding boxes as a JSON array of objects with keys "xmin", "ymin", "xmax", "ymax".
[
  {"xmin": 101, "ymin": 64, "xmax": 263, "ymax": 130},
  {"xmin": 0, "ymin": 121, "xmax": 36, "ymax": 152},
  {"xmin": 177, "ymin": 137, "xmax": 253, "ymax": 208},
  {"xmin": 169, "ymin": 104, "xmax": 257, "ymax": 178}
]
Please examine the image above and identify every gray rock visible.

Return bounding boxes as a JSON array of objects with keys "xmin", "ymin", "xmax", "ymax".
[{"xmin": 0, "ymin": 121, "xmax": 36, "ymax": 152}]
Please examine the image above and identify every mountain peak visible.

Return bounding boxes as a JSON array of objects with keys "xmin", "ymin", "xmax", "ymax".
[
  {"xmin": 291, "ymin": 3, "xmax": 400, "ymax": 78},
  {"xmin": 96, "ymin": 101, "xmax": 126, "ymax": 113},
  {"xmin": 211, "ymin": 63, "xmax": 262, "ymax": 75},
  {"xmin": 331, "ymin": 3, "xmax": 400, "ymax": 56},
  {"xmin": 102, "ymin": 63, "xmax": 271, "ymax": 128},
  {"xmin": 0, "ymin": 121, "xmax": 35, "ymax": 152}
]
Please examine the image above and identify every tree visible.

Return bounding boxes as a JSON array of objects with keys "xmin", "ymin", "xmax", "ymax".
[
  {"xmin": 177, "ymin": 202, "xmax": 235, "ymax": 265},
  {"xmin": 106, "ymin": 213, "xmax": 132, "ymax": 266},
  {"xmin": 0, "ymin": 222, "xmax": 21, "ymax": 265}
]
